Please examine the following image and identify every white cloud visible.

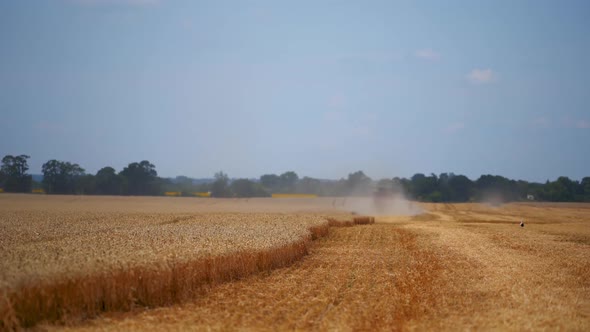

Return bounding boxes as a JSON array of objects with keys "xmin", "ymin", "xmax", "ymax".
[
  {"xmin": 532, "ymin": 117, "xmax": 550, "ymax": 128},
  {"xmin": 415, "ymin": 49, "xmax": 440, "ymax": 60},
  {"xmin": 561, "ymin": 116, "xmax": 590, "ymax": 129},
  {"xmin": 443, "ymin": 122, "xmax": 465, "ymax": 134},
  {"xmin": 327, "ymin": 94, "xmax": 347, "ymax": 109},
  {"xmin": 467, "ymin": 68, "xmax": 495, "ymax": 84},
  {"xmin": 180, "ymin": 18, "xmax": 193, "ymax": 30}
]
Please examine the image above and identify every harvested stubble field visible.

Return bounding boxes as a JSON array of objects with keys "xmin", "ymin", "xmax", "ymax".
[{"xmin": 1, "ymin": 195, "xmax": 589, "ymax": 331}]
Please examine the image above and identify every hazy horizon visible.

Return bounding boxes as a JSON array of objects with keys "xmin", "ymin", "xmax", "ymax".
[
  {"xmin": 1, "ymin": 0, "xmax": 589, "ymax": 183},
  {"xmin": 24, "ymin": 167, "xmax": 589, "ymax": 184}
]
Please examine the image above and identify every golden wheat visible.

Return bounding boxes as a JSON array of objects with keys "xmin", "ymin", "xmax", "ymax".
[{"xmin": 0, "ymin": 208, "xmax": 338, "ymax": 329}]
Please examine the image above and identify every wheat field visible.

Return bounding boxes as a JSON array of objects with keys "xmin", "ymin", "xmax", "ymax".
[
  {"xmin": 1, "ymin": 194, "xmax": 589, "ymax": 331},
  {"xmin": 0, "ymin": 194, "xmax": 353, "ymax": 329}
]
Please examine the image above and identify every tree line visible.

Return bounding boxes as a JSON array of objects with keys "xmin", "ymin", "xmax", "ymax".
[{"xmin": 1, "ymin": 155, "xmax": 589, "ymax": 202}]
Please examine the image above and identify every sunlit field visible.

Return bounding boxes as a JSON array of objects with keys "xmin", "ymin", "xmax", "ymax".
[{"xmin": 1, "ymin": 194, "xmax": 588, "ymax": 330}]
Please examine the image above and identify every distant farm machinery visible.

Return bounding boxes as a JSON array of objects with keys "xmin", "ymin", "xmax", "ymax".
[{"xmin": 373, "ymin": 184, "xmax": 394, "ymax": 213}]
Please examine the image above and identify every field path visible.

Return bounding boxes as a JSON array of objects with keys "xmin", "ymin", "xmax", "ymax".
[
  {"xmin": 402, "ymin": 221, "xmax": 589, "ymax": 330},
  {"xmin": 401, "ymin": 203, "xmax": 589, "ymax": 330}
]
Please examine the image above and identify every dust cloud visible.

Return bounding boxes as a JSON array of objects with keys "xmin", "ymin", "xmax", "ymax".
[
  {"xmin": 479, "ymin": 191, "xmax": 508, "ymax": 207},
  {"xmin": 331, "ymin": 194, "xmax": 423, "ymax": 216}
]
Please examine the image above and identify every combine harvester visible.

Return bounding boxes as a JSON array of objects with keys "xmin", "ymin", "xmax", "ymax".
[
  {"xmin": 370, "ymin": 182, "xmax": 420, "ymax": 216},
  {"xmin": 373, "ymin": 183, "xmax": 395, "ymax": 214}
]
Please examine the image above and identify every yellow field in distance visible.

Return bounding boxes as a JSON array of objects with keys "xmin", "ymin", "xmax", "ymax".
[
  {"xmin": 165, "ymin": 192, "xmax": 211, "ymax": 197},
  {"xmin": 272, "ymin": 193, "xmax": 318, "ymax": 198}
]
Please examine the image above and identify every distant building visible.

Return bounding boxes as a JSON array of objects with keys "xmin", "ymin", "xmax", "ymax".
[{"xmin": 527, "ymin": 194, "xmax": 535, "ymax": 201}]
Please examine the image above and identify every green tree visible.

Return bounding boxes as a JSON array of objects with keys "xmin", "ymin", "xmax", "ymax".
[
  {"xmin": 581, "ymin": 177, "xmax": 590, "ymax": 202},
  {"xmin": 95, "ymin": 167, "xmax": 122, "ymax": 195},
  {"xmin": 296, "ymin": 177, "xmax": 322, "ymax": 195},
  {"xmin": 166, "ymin": 176, "xmax": 201, "ymax": 196},
  {"xmin": 211, "ymin": 171, "xmax": 231, "ymax": 197},
  {"xmin": 76, "ymin": 174, "xmax": 96, "ymax": 194},
  {"xmin": 230, "ymin": 179, "xmax": 269, "ymax": 197},
  {"xmin": 540, "ymin": 176, "xmax": 576, "ymax": 202},
  {"xmin": 279, "ymin": 171, "xmax": 299, "ymax": 192},
  {"xmin": 119, "ymin": 160, "xmax": 159, "ymax": 195},
  {"xmin": 426, "ymin": 191, "xmax": 443, "ymax": 202},
  {"xmin": 408, "ymin": 173, "xmax": 438, "ymax": 200},
  {"xmin": 447, "ymin": 174, "xmax": 473, "ymax": 202},
  {"xmin": 42, "ymin": 160, "xmax": 85, "ymax": 194},
  {"xmin": 0, "ymin": 155, "xmax": 33, "ymax": 193},
  {"xmin": 347, "ymin": 171, "xmax": 372, "ymax": 195},
  {"xmin": 437, "ymin": 173, "xmax": 451, "ymax": 201},
  {"xmin": 475, "ymin": 175, "xmax": 520, "ymax": 202},
  {"xmin": 260, "ymin": 174, "xmax": 281, "ymax": 192}
]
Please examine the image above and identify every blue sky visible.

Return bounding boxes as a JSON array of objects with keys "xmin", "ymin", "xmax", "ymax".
[{"xmin": 1, "ymin": 0, "xmax": 589, "ymax": 182}]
